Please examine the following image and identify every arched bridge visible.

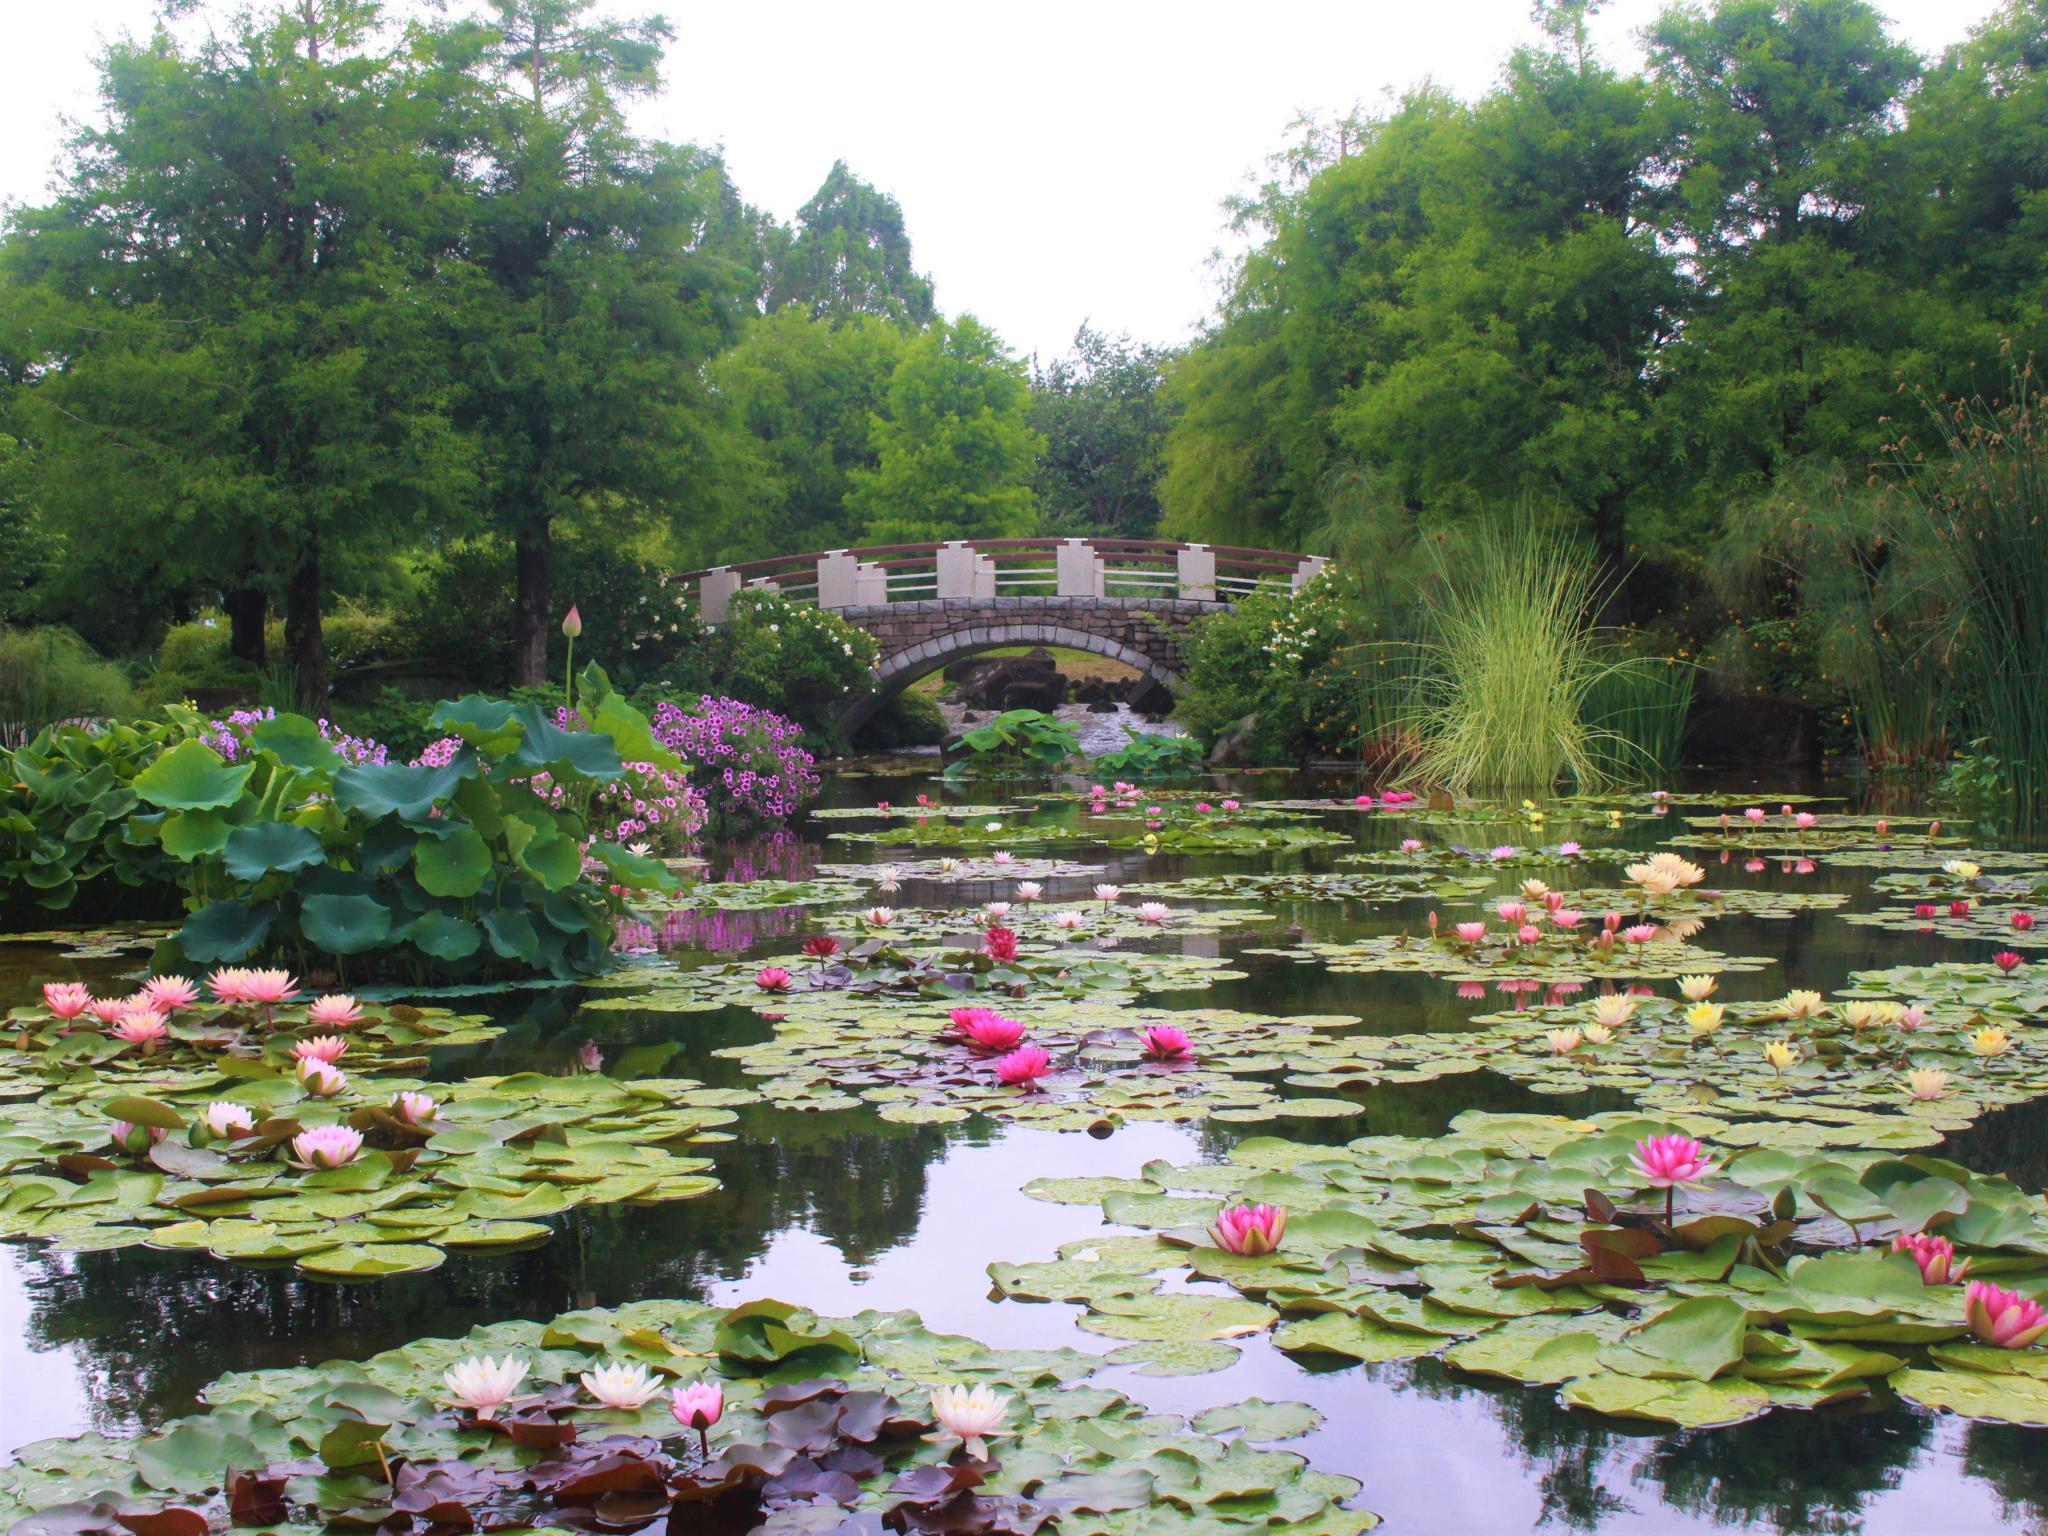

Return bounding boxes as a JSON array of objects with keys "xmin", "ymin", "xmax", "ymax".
[{"xmin": 675, "ymin": 538, "xmax": 1329, "ymax": 736}]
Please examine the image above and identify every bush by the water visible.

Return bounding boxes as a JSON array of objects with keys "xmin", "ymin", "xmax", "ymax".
[{"xmin": 0, "ymin": 626, "xmax": 136, "ymax": 744}]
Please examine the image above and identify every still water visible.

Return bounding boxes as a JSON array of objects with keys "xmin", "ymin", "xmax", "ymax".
[{"xmin": 3, "ymin": 767, "xmax": 2045, "ymax": 1534}]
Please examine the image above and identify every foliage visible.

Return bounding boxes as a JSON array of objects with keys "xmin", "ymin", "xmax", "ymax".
[
  {"xmin": 945, "ymin": 710, "xmax": 1080, "ymax": 774},
  {"xmin": 1173, "ymin": 572, "xmax": 1366, "ymax": 764},
  {"xmin": 0, "ymin": 626, "xmax": 135, "ymax": 744},
  {"xmin": 0, "ymin": 716, "xmax": 188, "ymax": 918},
  {"xmin": 847, "ymin": 315, "xmax": 1044, "ymax": 545},
  {"xmin": 1089, "ymin": 729, "xmax": 1206, "ymax": 779},
  {"xmin": 860, "ymin": 689, "xmax": 948, "ymax": 751},
  {"xmin": 1405, "ymin": 520, "xmax": 1621, "ymax": 794},
  {"xmin": 650, "ymin": 695, "xmax": 821, "ymax": 828},
  {"xmin": 705, "ymin": 587, "xmax": 878, "ymax": 742},
  {"xmin": 1029, "ymin": 325, "xmax": 1173, "ymax": 539},
  {"xmin": 1581, "ymin": 653, "xmax": 1696, "ymax": 783},
  {"xmin": 764, "ymin": 159, "xmax": 936, "ymax": 326}
]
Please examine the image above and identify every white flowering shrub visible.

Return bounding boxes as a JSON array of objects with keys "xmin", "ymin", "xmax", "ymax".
[{"xmin": 708, "ymin": 589, "xmax": 879, "ymax": 742}]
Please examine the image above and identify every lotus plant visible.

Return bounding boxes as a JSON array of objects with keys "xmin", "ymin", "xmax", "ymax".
[
  {"xmin": 1892, "ymin": 1232, "xmax": 1970, "ymax": 1286},
  {"xmin": 1964, "ymin": 1282, "xmax": 2048, "ymax": 1349},
  {"xmin": 1630, "ymin": 1133, "xmax": 1716, "ymax": 1224},
  {"xmin": 1209, "ymin": 1202, "xmax": 1288, "ymax": 1256},
  {"xmin": 1140, "ymin": 1024, "xmax": 1194, "ymax": 1060},
  {"xmin": 580, "ymin": 1361, "xmax": 664, "ymax": 1410},
  {"xmin": 926, "ymin": 1384, "xmax": 1011, "ymax": 1462},
  {"xmin": 671, "ymin": 1380, "xmax": 724, "ymax": 1455},
  {"xmin": 442, "ymin": 1356, "xmax": 529, "ymax": 1419},
  {"xmin": 289, "ymin": 1125, "xmax": 363, "ymax": 1170}
]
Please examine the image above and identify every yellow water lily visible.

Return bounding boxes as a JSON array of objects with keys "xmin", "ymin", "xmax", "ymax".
[
  {"xmin": 1547, "ymin": 1028, "xmax": 1583, "ymax": 1054},
  {"xmin": 1942, "ymin": 859, "xmax": 1982, "ymax": 880},
  {"xmin": 1685, "ymin": 1002, "xmax": 1725, "ymax": 1036},
  {"xmin": 1582, "ymin": 1023, "xmax": 1613, "ymax": 1046},
  {"xmin": 1763, "ymin": 1040, "xmax": 1798, "ymax": 1072},
  {"xmin": 1781, "ymin": 990, "xmax": 1827, "ymax": 1019},
  {"xmin": 1970, "ymin": 1026, "xmax": 2011, "ymax": 1058},
  {"xmin": 1840, "ymin": 1001, "xmax": 1878, "ymax": 1031}
]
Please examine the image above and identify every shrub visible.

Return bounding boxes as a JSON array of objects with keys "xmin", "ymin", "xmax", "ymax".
[
  {"xmin": 0, "ymin": 626, "xmax": 136, "ymax": 745},
  {"xmin": 651, "ymin": 695, "xmax": 821, "ymax": 829},
  {"xmin": 1173, "ymin": 571, "xmax": 1362, "ymax": 763},
  {"xmin": 707, "ymin": 588, "xmax": 878, "ymax": 744},
  {"xmin": 859, "ymin": 689, "xmax": 947, "ymax": 750}
]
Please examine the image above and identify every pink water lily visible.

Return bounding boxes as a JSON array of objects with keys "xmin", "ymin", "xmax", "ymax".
[
  {"xmin": 671, "ymin": 1380, "xmax": 724, "ymax": 1455},
  {"xmin": 1140, "ymin": 1024, "xmax": 1194, "ymax": 1060},
  {"xmin": 1892, "ymin": 1232, "xmax": 1970, "ymax": 1286},
  {"xmin": 392, "ymin": 1091, "xmax": 441, "ymax": 1127},
  {"xmin": 291, "ymin": 1034, "xmax": 349, "ymax": 1065},
  {"xmin": 754, "ymin": 966, "xmax": 794, "ymax": 992},
  {"xmin": 289, "ymin": 1125, "xmax": 363, "ymax": 1170},
  {"xmin": 112, "ymin": 1009, "xmax": 169, "ymax": 1047},
  {"xmin": 42, "ymin": 982, "xmax": 93, "ymax": 1020},
  {"xmin": 306, "ymin": 994, "xmax": 365, "ymax": 1029},
  {"xmin": 994, "ymin": 1045, "xmax": 1051, "ymax": 1087},
  {"xmin": 959, "ymin": 1013, "xmax": 1027, "ymax": 1052},
  {"xmin": 1209, "ymin": 1202, "xmax": 1287, "ymax": 1256},
  {"xmin": 1630, "ymin": 1133, "xmax": 1716, "ymax": 1223},
  {"xmin": 1453, "ymin": 921, "xmax": 1487, "ymax": 943},
  {"xmin": 1964, "ymin": 1281, "xmax": 2048, "ymax": 1348},
  {"xmin": 141, "ymin": 975, "xmax": 202, "ymax": 1014}
]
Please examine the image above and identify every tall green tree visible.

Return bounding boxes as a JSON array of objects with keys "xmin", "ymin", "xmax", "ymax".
[
  {"xmin": 435, "ymin": 0, "xmax": 756, "ymax": 685},
  {"xmin": 846, "ymin": 314, "xmax": 1042, "ymax": 545},
  {"xmin": 0, "ymin": 0, "xmax": 471, "ymax": 693},
  {"xmin": 1029, "ymin": 326, "xmax": 1173, "ymax": 540},
  {"xmin": 767, "ymin": 161, "xmax": 936, "ymax": 327}
]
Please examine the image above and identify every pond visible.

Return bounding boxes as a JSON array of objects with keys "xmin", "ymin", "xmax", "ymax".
[{"xmin": 3, "ymin": 766, "xmax": 2046, "ymax": 1534}]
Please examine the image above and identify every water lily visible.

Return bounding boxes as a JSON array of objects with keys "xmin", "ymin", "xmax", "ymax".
[
  {"xmin": 960, "ymin": 1013, "xmax": 1027, "ymax": 1052},
  {"xmin": 1521, "ymin": 879, "xmax": 1549, "ymax": 899},
  {"xmin": 141, "ymin": 975, "xmax": 202, "ymax": 1014},
  {"xmin": 42, "ymin": 982, "xmax": 93, "ymax": 1020},
  {"xmin": 802, "ymin": 935, "xmax": 841, "ymax": 961},
  {"xmin": 442, "ymin": 1356, "xmax": 529, "ymax": 1419},
  {"xmin": 1906, "ymin": 1068, "xmax": 1952, "ymax": 1101},
  {"xmin": 297, "ymin": 1059, "xmax": 348, "ymax": 1097},
  {"xmin": 982, "ymin": 926, "xmax": 1020, "ymax": 963},
  {"xmin": 1516, "ymin": 924, "xmax": 1542, "ymax": 945},
  {"xmin": 1141, "ymin": 1024, "xmax": 1194, "ymax": 1060},
  {"xmin": 1630, "ymin": 1133, "xmax": 1716, "ymax": 1223},
  {"xmin": 1763, "ymin": 1039, "xmax": 1798, "ymax": 1072},
  {"xmin": 1677, "ymin": 975, "xmax": 1717, "ymax": 1002},
  {"xmin": 876, "ymin": 866, "xmax": 903, "ymax": 893},
  {"xmin": 1052, "ymin": 910, "xmax": 1086, "ymax": 930},
  {"xmin": 1892, "ymin": 1232, "xmax": 1970, "ymax": 1285},
  {"xmin": 203, "ymin": 1101, "xmax": 256, "ymax": 1139},
  {"xmin": 1497, "ymin": 900, "xmax": 1527, "ymax": 924},
  {"xmin": 1969, "ymin": 1026, "xmax": 2011, "ymax": 1058},
  {"xmin": 289, "ymin": 1125, "xmax": 363, "ymax": 1170},
  {"xmin": 1744, "ymin": 807, "xmax": 1765, "ymax": 823},
  {"xmin": 984, "ymin": 820, "xmax": 1003, "ymax": 833},
  {"xmin": 984, "ymin": 902, "xmax": 1012, "ymax": 922},
  {"xmin": 1222, "ymin": 799, "xmax": 1241, "ymax": 811},
  {"xmin": 290, "ymin": 1034, "xmax": 348, "ymax": 1065},
  {"xmin": 1399, "ymin": 838, "xmax": 1423, "ymax": 853},
  {"xmin": 110, "ymin": 1119, "xmax": 167, "ymax": 1154},
  {"xmin": 1899, "ymin": 1004, "xmax": 1928, "ymax": 1030},
  {"xmin": 1591, "ymin": 994, "xmax": 1637, "ymax": 1028},
  {"xmin": 580, "ymin": 1361, "xmax": 664, "ymax": 1409},
  {"xmin": 926, "ymin": 1384, "xmax": 1011, "ymax": 1461},
  {"xmin": 1684, "ymin": 1002, "xmax": 1725, "ymax": 1037},
  {"xmin": 1950, "ymin": 899, "xmax": 1972, "ymax": 918},
  {"xmin": 1794, "ymin": 812, "xmax": 1817, "ymax": 829},
  {"xmin": 1558, "ymin": 841, "xmax": 1582, "ymax": 857},
  {"xmin": 112, "ymin": 1009, "xmax": 169, "ymax": 1047},
  {"xmin": 2014, "ymin": 912, "xmax": 2036, "ymax": 931},
  {"xmin": 1547, "ymin": 1028, "xmax": 1583, "ymax": 1054},
  {"xmin": 241, "ymin": 969, "xmax": 301, "ymax": 1007},
  {"xmin": 995, "ymin": 1045, "xmax": 1051, "ymax": 1087},
  {"xmin": 863, "ymin": 907, "xmax": 896, "ymax": 928},
  {"xmin": 1994, "ymin": 951, "xmax": 2024, "ymax": 974},
  {"xmin": 306, "ymin": 994, "xmax": 365, "ymax": 1029},
  {"xmin": 1622, "ymin": 924, "xmax": 1657, "ymax": 945},
  {"xmin": 1094, "ymin": 884, "xmax": 1122, "ymax": 905},
  {"xmin": 1453, "ymin": 921, "xmax": 1487, "ymax": 943},
  {"xmin": 1943, "ymin": 859, "xmax": 1982, "ymax": 880},
  {"xmin": 392, "ymin": 1091, "xmax": 440, "ymax": 1127},
  {"xmin": 1781, "ymin": 990, "xmax": 1827, "ymax": 1019},
  {"xmin": 1964, "ymin": 1281, "xmax": 2048, "ymax": 1349},
  {"xmin": 1550, "ymin": 908, "xmax": 1584, "ymax": 930},
  {"xmin": 1134, "ymin": 902, "xmax": 1170, "ymax": 924},
  {"xmin": 754, "ymin": 966, "xmax": 794, "ymax": 993},
  {"xmin": 1839, "ymin": 1001, "xmax": 1878, "ymax": 1031},
  {"xmin": 1014, "ymin": 881, "xmax": 1043, "ymax": 901},
  {"xmin": 1209, "ymin": 1202, "xmax": 1287, "ymax": 1255}
]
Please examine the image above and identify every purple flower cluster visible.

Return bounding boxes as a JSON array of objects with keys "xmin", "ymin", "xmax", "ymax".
[
  {"xmin": 651, "ymin": 697, "xmax": 819, "ymax": 825},
  {"xmin": 203, "ymin": 708, "xmax": 389, "ymax": 767}
]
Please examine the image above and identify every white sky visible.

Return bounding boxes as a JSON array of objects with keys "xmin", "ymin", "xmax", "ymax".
[{"xmin": 0, "ymin": 0, "xmax": 2007, "ymax": 361}]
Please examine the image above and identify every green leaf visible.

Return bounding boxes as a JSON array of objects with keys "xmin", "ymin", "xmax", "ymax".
[
  {"xmin": 298, "ymin": 894, "xmax": 393, "ymax": 955},
  {"xmin": 131, "ymin": 740, "xmax": 255, "ymax": 812},
  {"xmin": 179, "ymin": 900, "xmax": 275, "ymax": 963},
  {"xmin": 246, "ymin": 714, "xmax": 342, "ymax": 775},
  {"xmin": 409, "ymin": 910, "xmax": 483, "ymax": 962},
  {"xmin": 333, "ymin": 759, "xmax": 473, "ymax": 821},
  {"xmin": 103, "ymin": 1095, "xmax": 187, "ymax": 1131},
  {"xmin": 1606, "ymin": 1296, "xmax": 1750, "ymax": 1382},
  {"xmin": 222, "ymin": 821, "xmax": 327, "ymax": 882},
  {"xmin": 1191, "ymin": 1399, "xmax": 1324, "ymax": 1443},
  {"xmin": 413, "ymin": 827, "xmax": 491, "ymax": 898},
  {"xmin": 515, "ymin": 831, "xmax": 583, "ymax": 892}
]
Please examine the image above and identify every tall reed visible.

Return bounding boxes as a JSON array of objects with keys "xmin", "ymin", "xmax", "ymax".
[{"xmin": 1582, "ymin": 654, "xmax": 1695, "ymax": 782}]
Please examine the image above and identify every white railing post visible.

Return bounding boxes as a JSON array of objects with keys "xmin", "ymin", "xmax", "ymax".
[
  {"xmin": 1055, "ymin": 538, "xmax": 1106, "ymax": 598},
  {"xmin": 699, "ymin": 567, "xmax": 741, "ymax": 624},
  {"xmin": 855, "ymin": 560, "xmax": 889, "ymax": 604},
  {"xmin": 816, "ymin": 550, "xmax": 860, "ymax": 609},
  {"xmin": 935, "ymin": 541, "xmax": 978, "ymax": 600},
  {"xmin": 1177, "ymin": 543, "xmax": 1217, "ymax": 600},
  {"xmin": 1292, "ymin": 555, "xmax": 1329, "ymax": 591}
]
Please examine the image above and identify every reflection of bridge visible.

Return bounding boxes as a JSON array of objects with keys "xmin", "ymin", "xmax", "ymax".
[{"xmin": 675, "ymin": 538, "xmax": 1328, "ymax": 735}]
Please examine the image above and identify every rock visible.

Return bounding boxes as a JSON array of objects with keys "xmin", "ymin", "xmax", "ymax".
[
  {"xmin": 1072, "ymin": 677, "xmax": 1118, "ymax": 705},
  {"xmin": 949, "ymin": 650, "xmax": 1069, "ymax": 711},
  {"xmin": 1207, "ymin": 712, "xmax": 1264, "ymax": 767},
  {"xmin": 1682, "ymin": 682, "xmax": 1821, "ymax": 768},
  {"xmin": 1125, "ymin": 675, "xmax": 1176, "ymax": 715},
  {"xmin": 1086, "ymin": 700, "xmax": 1119, "ymax": 714}
]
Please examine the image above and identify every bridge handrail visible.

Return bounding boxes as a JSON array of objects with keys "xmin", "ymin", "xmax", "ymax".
[{"xmin": 669, "ymin": 537, "xmax": 1316, "ymax": 587}]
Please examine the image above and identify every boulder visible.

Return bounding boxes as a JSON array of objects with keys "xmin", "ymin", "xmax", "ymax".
[
  {"xmin": 950, "ymin": 649, "xmax": 1069, "ymax": 711},
  {"xmin": 1125, "ymin": 675, "xmax": 1176, "ymax": 715},
  {"xmin": 1072, "ymin": 677, "xmax": 1119, "ymax": 705},
  {"xmin": 1207, "ymin": 712, "xmax": 1264, "ymax": 767},
  {"xmin": 1086, "ymin": 700, "xmax": 1119, "ymax": 714}
]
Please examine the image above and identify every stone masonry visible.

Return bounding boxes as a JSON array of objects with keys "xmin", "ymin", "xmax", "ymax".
[{"xmin": 835, "ymin": 596, "xmax": 1224, "ymax": 735}]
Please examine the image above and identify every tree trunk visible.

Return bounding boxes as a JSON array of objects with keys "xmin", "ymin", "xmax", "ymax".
[
  {"xmin": 512, "ymin": 517, "xmax": 552, "ymax": 688},
  {"xmin": 225, "ymin": 587, "xmax": 268, "ymax": 667},
  {"xmin": 284, "ymin": 538, "xmax": 326, "ymax": 706}
]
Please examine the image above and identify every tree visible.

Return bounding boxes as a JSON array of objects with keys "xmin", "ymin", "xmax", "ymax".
[
  {"xmin": 697, "ymin": 309, "xmax": 907, "ymax": 562},
  {"xmin": 435, "ymin": 0, "xmax": 757, "ymax": 685},
  {"xmin": 1029, "ymin": 326, "xmax": 1173, "ymax": 540},
  {"xmin": 0, "ymin": 0, "xmax": 472, "ymax": 695},
  {"xmin": 767, "ymin": 161, "xmax": 936, "ymax": 327},
  {"xmin": 846, "ymin": 315, "xmax": 1042, "ymax": 545}
]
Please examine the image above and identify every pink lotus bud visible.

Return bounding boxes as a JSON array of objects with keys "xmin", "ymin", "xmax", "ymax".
[
  {"xmin": 561, "ymin": 605, "xmax": 583, "ymax": 638},
  {"xmin": 671, "ymin": 1381, "xmax": 724, "ymax": 1430}
]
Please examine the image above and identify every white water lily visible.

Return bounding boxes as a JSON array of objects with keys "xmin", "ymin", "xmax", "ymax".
[
  {"xmin": 203, "ymin": 1101, "xmax": 256, "ymax": 1138},
  {"xmin": 1677, "ymin": 975, "xmax": 1717, "ymax": 1002},
  {"xmin": 441, "ymin": 1355, "xmax": 529, "ymax": 1418},
  {"xmin": 1942, "ymin": 859, "xmax": 1982, "ymax": 880},
  {"xmin": 926, "ymin": 1383, "xmax": 1012, "ymax": 1460},
  {"xmin": 579, "ymin": 1360, "xmax": 664, "ymax": 1409},
  {"xmin": 1781, "ymin": 990, "xmax": 1827, "ymax": 1019},
  {"xmin": 863, "ymin": 907, "xmax": 896, "ymax": 927},
  {"xmin": 1052, "ymin": 910, "xmax": 1086, "ymax": 930},
  {"xmin": 1590, "ymin": 995, "xmax": 1636, "ymax": 1029},
  {"xmin": 1014, "ymin": 881, "xmax": 1043, "ymax": 901}
]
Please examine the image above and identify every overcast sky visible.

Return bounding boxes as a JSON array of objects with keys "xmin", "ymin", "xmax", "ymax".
[{"xmin": 0, "ymin": 0, "xmax": 2007, "ymax": 361}]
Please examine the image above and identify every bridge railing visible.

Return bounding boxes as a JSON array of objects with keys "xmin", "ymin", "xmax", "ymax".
[{"xmin": 671, "ymin": 538, "xmax": 1328, "ymax": 623}]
